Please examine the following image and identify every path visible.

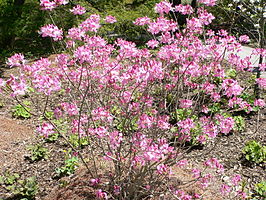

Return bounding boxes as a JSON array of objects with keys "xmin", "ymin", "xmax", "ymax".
[{"xmin": 226, "ymin": 45, "xmax": 266, "ymax": 78}]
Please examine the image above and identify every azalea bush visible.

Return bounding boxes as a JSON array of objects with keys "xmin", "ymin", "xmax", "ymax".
[{"xmin": 1, "ymin": 0, "xmax": 266, "ymax": 199}]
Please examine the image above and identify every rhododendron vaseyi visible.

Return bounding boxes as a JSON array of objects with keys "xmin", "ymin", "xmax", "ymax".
[
  {"xmin": 257, "ymin": 78, "xmax": 266, "ymax": 88},
  {"xmin": 70, "ymin": 5, "xmax": 86, "ymax": 15},
  {"xmin": 1, "ymin": 0, "xmax": 260, "ymax": 198},
  {"xmin": 155, "ymin": 1, "xmax": 172, "ymax": 15},
  {"xmin": 39, "ymin": 24, "xmax": 63, "ymax": 41},
  {"xmin": 40, "ymin": 0, "xmax": 57, "ymax": 10}
]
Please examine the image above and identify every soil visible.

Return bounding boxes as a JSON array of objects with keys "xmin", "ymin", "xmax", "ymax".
[{"xmin": 0, "ymin": 63, "xmax": 265, "ymax": 200}]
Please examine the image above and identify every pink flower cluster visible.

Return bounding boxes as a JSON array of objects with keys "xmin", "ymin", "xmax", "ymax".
[
  {"xmin": 6, "ymin": 53, "xmax": 25, "ymax": 67},
  {"xmin": 80, "ymin": 14, "xmax": 101, "ymax": 33},
  {"xmin": 40, "ymin": 0, "xmax": 68, "ymax": 10},
  {"xmin": 174, "ymin": 4, "xmax": 193, "ymax": 15},
  {"xmin": 37, "ymin": 122, "xmax": 55, "ymax": 137},
  {"xmin": 239, "ymin": 35, "xmax": 250, "ymax": 43},
  {"xmin": 3, "ymin": 1, "xmax": 264, "ymax": 199},
  {"xmin": 198, "ymin": 0, "xmax": 217, "ymax": 6},
  {"xmin": 70, "ymin": 5, "xmax": 86, "ymax": 15},
  {"xmin": 40, "ymin": 24, "xmax": 63, "ymax": 41},
  {"xmin": 155, "ymin": 1, "xmax": 172, "ymax": 15},
  {"xmin": 222, "ymin": 79, "xmax": 243, "ymax": 97},
  {"xmin": 257, "ymin": 78, "xmax": 266, "ymax": 88}
]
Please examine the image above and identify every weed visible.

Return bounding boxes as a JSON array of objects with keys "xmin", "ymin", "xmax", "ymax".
[
  {"xmin": 233, "ymin": 116, "xmax": 245, "ymax": 132},
  {"xmin": 27, "ymin": 144, "xmax": 48, "ymax": 162},
  {"xmin": 69, "ymin": 134, "xmax": 89, "ymax": 148},
  {"xmin": 0, "ymin": 173, "xmax": 38, "ymax": 199},
  {"xmin": 55, "ymin": 152, "xmax": 79, "ymax": 177},
  {"xmin": 12, "ymin": 101, "xmax": 31, "ymax": 119},
  {"xmin": 242, "ymin": 140, "xmax": 266, "ymax": 164},
  {"xmin": 254, "ymin": 181, "xmax": 266, "ymax": 198}
]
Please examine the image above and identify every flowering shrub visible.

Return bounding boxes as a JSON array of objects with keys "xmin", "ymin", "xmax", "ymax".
[{"xmin": 1, "ymin": 0, "xmax": 265, "ymax": 199}]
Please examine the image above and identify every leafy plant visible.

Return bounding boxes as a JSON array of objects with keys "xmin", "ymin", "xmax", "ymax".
[
  {"xmin": 27, "ymin": 144, "xmax": 48, "ymax": 162},
  {"xmin": 55, "ymin": 156, "xmax": 79, "ymax": 177},
  {"xmin": 12, "ymin": 101, "xmax": 31, "ymax": 119},
  {"xmin": 10, "ymin": 176, "xmax": 38, "ymax": 199},
  {"xmin": 0, "ymin": 173, "xmax": 38, "ymax": 200},
  {"xmin": 0, "ymin": 172, "xmax": 20, "ymax": 185},
  {"xmin": 44, "ymin": 133, "xmax": 59, "ymax": 143},
  {"xmin": 254, "ymin": 181, "xmax": 266, "ymax": 198},
  {"xmin": 233, "ymin": 116, "xmax": 245, "ymax": 132},
  {"xmin": 170, "ymin": 108, "xmax": 192, "ymax": 124},
  {"xmin": 242, "ymin": 140, "xmax": 266, "ymax": 164},
  {"xmin": 69, "ymin": 134, "xmax": 89, "ymax": 148}
]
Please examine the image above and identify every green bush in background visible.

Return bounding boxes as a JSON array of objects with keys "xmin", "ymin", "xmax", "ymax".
[{"xmin": 0, "ymin": 0, "xmax": 160, "ymax": 61}]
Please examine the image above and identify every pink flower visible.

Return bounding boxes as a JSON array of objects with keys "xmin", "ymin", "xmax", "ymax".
[
  {"xmin": 138, "ymin": 114, "xmax": 154, "ymax": 129},
  {"xmin": 147, "ymin": 39, "xmax": 159, "ymax": 49},
  {"xmin": 90, "ymin": 126, "xmax": 108, "ymax": 138},
  {"xmin": 200, "ymin": 174, "xmax": 212, "ymax": 188},
  {"xmin": 61, "ymin": 102, "xmax": 79, "ymax": 116},
  {"xmin": 10, "ymin": 80, "xmax": 27, "ymax": 97},
  {"xmin": 179, "ymin": 99, "xmax": 193, "ymax": 108},
  {"xmin": 54, "ymin": 0, "xmax": 68, "ymax": 5},
  {"xmin": 231, "ymin": 174, "xmax": 241, "ymax": 186},
  {"xmin": 252, "ymin": 48, "xmax": 266, "ymax": 57},
  {"xmin": 176, "ymin": 159, "xmax": 188, "ymax": 168},
  {"xmin": 40, "ymin": 0, "xmax": 57, "ymax": 10},
  {"xmin": 192, "ymin": 168, "xmax": 201, "ymax": 178},
  {"xmin": 157, "ymin": 164, "xmax": 170, "ymax": 175},
  {"xmin": 204, "ymin": 158, "xmax": 224, "ymax": 173},
  {"xmin": 186, "ymin": 17, "xmax": 203, "ymax": 33},
  {"xmin": 70, "ymin": 5, "xmax": 86, "ymax": 15},
  {"xmin": 32, "ymin": 74, "xmax": 61, "ymax": 95},
  {"xmin": 0, "ymin": 78, "xmax": 5, "ymax": 88},
  {"xmin": 177, "ymin": 118, "xmax": 195, "ymax": 132},
  {"xmin": 148, "ymin": 17, "xmax": 177, "ymax": 34},
  {"xmin": 157, "ymin": 115, "xmax": 170, "ymax": 129},
  {"xmin": 7, "ymin": 53, "xmax": 25, "ymax": 67},
  {"xmin": 219, "ymin": 116, "xmax": 234, "ymax": 134},
  {"xmin": 89, "ymin": 178, "xmax": 100, "ymax": 186},
  {"xmin": 220, "ymin": 184, "xmax": 231, "ymax": 196},
  {"xmin": 237, "ymin": 191, "xmax": 247, "ymax": 199},
  {"xmin": 222, "ymin": 79, "xmax": 243, "ymax": 97},
  {"xmin": 201, "ymin": 105, "xmax": 209, "ymax": 113},
  {"xmin": 133, "ymin": 17, "xmax": 151, "ymax": 26},
  {"xmin": 239, "ymin": 35, "xmax": 250, "ymax": 43},
  {"xmin": 175, "ymin": 4, "xmax": 193, "ymax": 15},
  {"xmin": 80, "ymin": 14, "xmax": 101, "ymax": 32},
  {"xmin": 109, "ymin": 131, "xmax": 123, "ymax": 149},
  {"xmin": 257, "ymin": 78, "xmax": 266, "ymax": 88},
  {"xmin": 198, "ymin": 0, "xmax": 217, "ymax": 6},
  {"xmin": 96, "ymin": 189, "xmax": 108, "ymax": 199},
  {"xmin": 254, "ymin": 99, "xmax": 266, "ymax": 107},
  {"xmin": 37, "ymin": 122, "xmax": 55, "ymax": 137},
  {"xmin": 113, "ymin": 185, "xmax": 121, "ymax": 195},
  {"xmin": 105, "ymin": 15, "xmax": 117, "ymax": 23},
  {"xmin": 155, "ymin": 1, "xmax": 172, "ymax": 15},
  {"xmin": 92, "ymin": 107, "xmax": 113, "ymax": 122},
  {"xmin": 53, "ymin": 107, "xmax": 62, "ymax": 119},
  {"xmin": 194, "ymin": 193, "xmax": 201, "ymax": 199},
  {"xmin": 40, "ymin": 24, "xmax": 63, "ymax": 41},
  {"xmin": 67, "ymin": 27, "xmax": 85, "ymax": 40},
  {"xmin": 198, "ymin": 8, "xmax": 215, "ymax": 25},
  {"xmin": 259, "ymin": 63, "xmax": 266, "ymax": 71}
]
